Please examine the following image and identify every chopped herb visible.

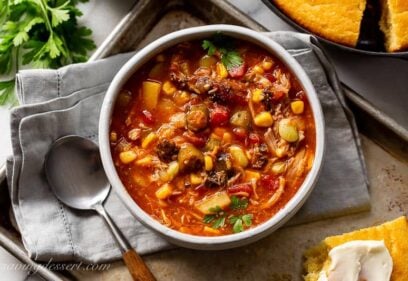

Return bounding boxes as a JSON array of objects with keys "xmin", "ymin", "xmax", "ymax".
[
  {"xmin": 202, "ymin": 40, "xmax": 216, "ymax": 56},
  {"xmin": 212, "ymin": 217, "xmax": 226, "ymax": 229},
  {"xmin": 202, "ymin": 33, "xmax": 243, "ymax": 71},
  {"xmin": 232, "ymin": 217, "xmax": 243, "ymax": 233},
  {"xmin": 203, "ymin": 214, "xmax": 215, "ymax": 224},
  {"xmin": 208, "ymin": 205, "xmax": 222, "ymax": 213},
  {"xmin": 241, "ymin": 214, "xmax": 253, "ymax": 226},
  {"xmin": 203, "ymin": 205, "xmax": 226, "ymax": 229},
  {"xmin": 230, "ymin": 195, "xmax": 248, "ymax": 210},
  {"xmin": 229, "ymin": 214, "xmax": 253, "ymax": 233}
]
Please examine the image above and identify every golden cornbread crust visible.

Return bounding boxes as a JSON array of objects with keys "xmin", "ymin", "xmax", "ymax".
[
  {"xmin": 380, "ymin": 0, "xmax": 408, "ymax": 52},
  {"xmin": 303, "ymin": 216, "xmax": 408, "ymax": 281},
  {"xmin": 274, "ymin": 0, "xmax": 367, "ymax": 47}
]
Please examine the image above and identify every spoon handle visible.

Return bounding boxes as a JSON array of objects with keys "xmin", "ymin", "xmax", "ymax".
[{"xmin": 94, "ymin": 204, "xmax": 156, "ymax": 281}]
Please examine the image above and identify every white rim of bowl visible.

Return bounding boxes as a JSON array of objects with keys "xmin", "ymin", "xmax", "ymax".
[{"xmin": 99, "ymin": 24, "xmax": 325, "ymax": 248}]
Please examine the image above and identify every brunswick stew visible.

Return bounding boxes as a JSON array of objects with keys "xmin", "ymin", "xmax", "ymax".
[{"xmin": 110, "ymin": 35, "xmax": 315, "ymax": 235}]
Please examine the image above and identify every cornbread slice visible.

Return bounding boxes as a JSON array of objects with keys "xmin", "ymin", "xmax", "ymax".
[
  {"xmin": 274, "ymin": 0, "xmax": 367, "ymax": 47},
  {"xmin": 304, "ymin": 216, "xmax": 408, "ymax": 281},
  {"xmin": 380, "ymin": 0, "xmax": 408, "ymax": 52}
]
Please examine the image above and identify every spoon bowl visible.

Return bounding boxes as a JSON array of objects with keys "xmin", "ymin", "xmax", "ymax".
[{"xmin": 45, "ymin": 135, "xmax": 110, "ymax": 210}]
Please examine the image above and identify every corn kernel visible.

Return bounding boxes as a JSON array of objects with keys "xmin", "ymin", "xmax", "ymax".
[
  {"xmin": 271, "ymin": 161, "xmax": 286, "ymax": 174},
  {"xmin": 156, "ymin": 54, "xmax": 165, "ymax": 62},
  {"xmin": 110, "ymin": 131, "xmax": 117, "ymax": 142},
  {"xmin": 290, "ymin": 100, "xmax": 304, "ymax": 114},
  {"xmin": 216, "ymin": 62, "xmax": 228, "ymax": 78},
  {"xmin": 253, "ymin": 65, "xmax": 264, "ymax": 74},
  {"xmin": 252, "ymin": 89, "xmax": 264, "ymax": 103},
  {"xmin": 245, "ymin": 170, "xmax": 261, "ymax": 181},
  {"xmin": 155, "ymin": 183, "xmax": 173, "ymax": 199},
  {"xmin": 222, "ymin": 132, "xmax": 233, "ymax": 144},
  {"xmin": 167, "ymin": 161, "xmax": 179, "ymax": 181},
  {"xmin": 119, "ymin": 150, "xmax": 137, "ymax": 164},
  {"xmin": 254, "ymin": 112, "xmax": 274, "ymax": 127},
  {"xmin": 141, "ymin": 132, "xmax": 157, "ymax": 148},
  {"xmin": 162, "ymin": 81, "xmax": 176, "ymax": 96},
  {"xmin": 135, "ymin": 155, "xmax": 153, "ymax": 167},
  {"xmin": 203, "ymin": 226, "xmax": 220, "ymax": 235},
  {"xmin": 204, "ymin": 155, "xmax": 213, "ymax": 171},
  {"xmin": 262, "ymin": 60, "xmax": 273, "ymax": 70},
  {"xmin": 190, "ymin": 173, "xmax": 203, "ymax": 185},
  {"xmin": 229, "ymin": 145, "xmax": 248, "ymax": 168}
]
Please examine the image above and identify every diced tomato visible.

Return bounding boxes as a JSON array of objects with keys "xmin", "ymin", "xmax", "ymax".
[
  {"xmin": 272, "ymin": 91, "xmax": 285, "ymax": 101},
  {"xmin": 248, "ymin": 133, "xmax": 260, "ymax": 144},
  {"xmin": 141, "ymin": 110, "xmax": 155, "ymax": 124},
  {"xmin": 231, "ymin": 93, "xmax": 248, "ymax": 106},
  {"xmin": 227, "ymin": 183, "xmax": 252, "ymax": 197},
  {"xmin": 259, "ymin": 175, "xmax": 279, "ymax": 192},
  {"xmin": 233, "ymin": 127, "xmax": 247, "ymax": 141},
  {"xmin": 183, "ymin": 132, "xmax": 207, "ymax": 147},
  {"xmin": 210, "ymin": 105, "xmax": 229, "ymax": 126},
  {"xmin": 264, "ymin": 73, "xmax": 276, "ymax": 83},
  {"xmin": 228, "ymin": 63, "xmax": 246, "ymax": 78}
]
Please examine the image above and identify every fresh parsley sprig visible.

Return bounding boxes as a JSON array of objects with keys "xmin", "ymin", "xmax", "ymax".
[
  {"xmin": 202, "ymin": 33, "xmax": 243, "ymax": 71},
  {"xmin": 230, "ymin": 195, "xmax": 248, "ymax": 210},
  {"xmin": 0, "ymin": 0, "xmax": 96, "ymax": 105}
]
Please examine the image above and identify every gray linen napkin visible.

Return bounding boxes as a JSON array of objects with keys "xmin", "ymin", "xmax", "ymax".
[{"xmin": 6, "ymin": 31, "xmax": 370, "ymax": 263}]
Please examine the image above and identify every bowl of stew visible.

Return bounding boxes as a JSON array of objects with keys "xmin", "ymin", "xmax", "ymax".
[{"xmin": 99, "ymin": 25, "xmax": 325, "ymax": 250}]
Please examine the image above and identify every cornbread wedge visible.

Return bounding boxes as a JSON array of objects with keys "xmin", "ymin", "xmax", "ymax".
[
  {"xmin": 304, "ymin": 216, "xmax": 408, "ymax": 281},
  {"xmin": 380, "ymin": 0, "xmax": 408, "ymax": 52},
  {"xmin": 274, "ymin": 0, "xmax": 367, "ymax": 47}
]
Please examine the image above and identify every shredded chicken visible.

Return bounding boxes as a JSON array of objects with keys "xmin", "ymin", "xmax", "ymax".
[
  {"xmin": 261, "ymin": 176, "xmax": 285, "ymax": 209},
  {"xmin": 285, "ymin": 148, "xmax": 308, "ymax": 189},
  {"xmin": 264, "ymin": 128, "xmax": 289, "ymax": 158}
]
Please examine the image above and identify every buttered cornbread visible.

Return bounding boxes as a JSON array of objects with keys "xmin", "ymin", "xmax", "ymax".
[
  {"xmin": 304, "ymin": 216, "xmax": 408, "ymax": 281},
  {"xmin": 380, "ymin": 0, "xmax": 408, "ymax": 52},
  {"xmin": 274, "ymin": 0, "xmax": 367, "ymax": 47}
]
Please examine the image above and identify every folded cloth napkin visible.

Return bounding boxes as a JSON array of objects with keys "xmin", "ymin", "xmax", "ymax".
[{"xmin": 6, "ymin": 31, "xmax": 370, "ymax": 263}]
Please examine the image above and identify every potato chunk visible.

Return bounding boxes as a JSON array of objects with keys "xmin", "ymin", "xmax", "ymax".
[
  {"xmin": 194, "ymin": 191, "xmax": 231, "ymax": 214},
  {"xmin": 142, "ymin": 81, "xmax": 161, "ymax": 111}
]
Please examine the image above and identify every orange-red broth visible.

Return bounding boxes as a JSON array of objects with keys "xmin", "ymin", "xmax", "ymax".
[{"xmin": 110, "ymin": 39, "xmax": 315, "ymax": 236}]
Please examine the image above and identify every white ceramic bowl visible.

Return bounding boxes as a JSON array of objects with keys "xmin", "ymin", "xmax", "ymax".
[{"xmin": 99, "ymin": 24, "xmax": 325, "ymax": 250}]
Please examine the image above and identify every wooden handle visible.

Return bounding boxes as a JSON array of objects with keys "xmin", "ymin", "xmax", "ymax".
[{"xmin": 123, "ymin": 249, "xmax": 157, "ymax": 281}]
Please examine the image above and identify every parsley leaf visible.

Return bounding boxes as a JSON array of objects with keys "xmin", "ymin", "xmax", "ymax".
[
  {"xmin": 230, "ymin": 196, "xmax": 248, "ymax": 210},
  {"xmin": 212, "ymin": 217, "xmax": 226, "ymax": 229},
  {"xmin": 203, "ymin": 214, "xmax": 215, "ymax": 224},
  {"xmin": 232, "ymin": 217, "xmax": 243, "ymax": 233},
  {"xmin": 201, "ymin": 33, "xmax": 243, "ymax": 71},
  {"xmin": 202, "ymin": 40, "xmax": 216, "ymax": 56},
  {"xmin": 229, "ymin": 213, "xmax": 253, "ymax": 233},
  {"xmin": 0, "ymin": 80, "xmax": 17, "ymax": 106},
  {"xmin": 241, "ymin": 214, "xmax": 253, "ymax": 226},
  {"xmin": 0, "ymin": 0, "xmax": 96, "ymax": 105}
]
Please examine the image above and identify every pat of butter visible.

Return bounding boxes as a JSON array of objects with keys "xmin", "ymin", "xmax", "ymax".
[{"xmin": 318, "ymin": 240, "xmax": 393, "ymax": 281}]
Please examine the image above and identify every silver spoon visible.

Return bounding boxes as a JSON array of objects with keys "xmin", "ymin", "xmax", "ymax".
[{"xmin": 44, "ymin": 135, "xmax": 156, "ymax": 281}]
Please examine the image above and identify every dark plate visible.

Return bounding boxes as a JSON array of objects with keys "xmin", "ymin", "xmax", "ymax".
[{"xmin": 261, "ymin": 0, "xmax": 408, "ymax": 59}]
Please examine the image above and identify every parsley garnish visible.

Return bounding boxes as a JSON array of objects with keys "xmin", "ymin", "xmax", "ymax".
[
  {"xmin": 203, "ymin": 205, "xmax": 226, "ymax": 229},
  {"xmin": 0, "ymin": 0, "xmax": 96, "ymax": 105},
  {"xmin": 230, "ymin": 214, "xmax": 253, "ymax": 233},
  {"xmin": 230, "ymin": 195, "xmax": 249, "ymax": 210},
  {"xmin": 202, "ymin": 33, "xmax": 243, "ymax": 71},
  {"xmin": 202, "ymin": 203, "xmax": 253, "ymax": 233}
]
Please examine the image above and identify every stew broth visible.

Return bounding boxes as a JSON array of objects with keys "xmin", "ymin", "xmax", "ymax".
[{"xmin": 110, "ymin": 36, "xmax": 315, "ymax": 236}]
